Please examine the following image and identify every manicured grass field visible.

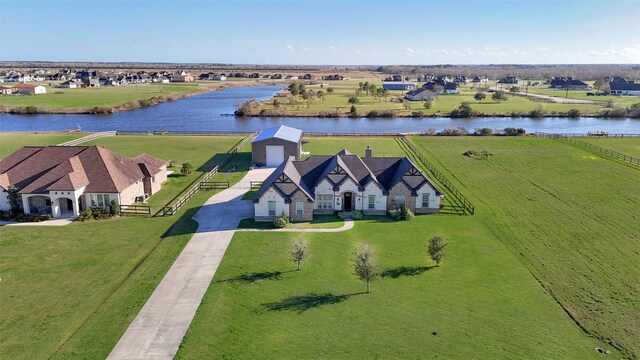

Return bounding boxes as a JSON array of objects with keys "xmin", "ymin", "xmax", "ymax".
[
  {"xmin": 525, "ymin": 87, "xmax": 639, "ymax": 107},
  {"xmin": 177, "ymin": 215, "xmax": 612, "ymax": 359},
  {"xmin": 85, "ymin": 135, "xmax": 245, "ymax": 208},
  {"xmin": 175, "ymin": 136, "xmax": 637, "ymax": 358},
  {"xmin": 579, "ymin": 137, "xmax": 640, "ymax": 157},
  {"xmin": 410, "ymin": 136, "xmax": 639, "ymax": 358},
  {"xmin": 0, "ymin": 160, "xmax": 251, "ymax": 360},
  {"xmin": 0, "ymin": 132, "xmax": 86, "ymax": 157},
  {"xmin": 0, "ymin": 83, "xmax": 201, "ymax": 111},
  {"xmin": 257, "ymin": 78, "xmax": 605, "ymax": 116}
]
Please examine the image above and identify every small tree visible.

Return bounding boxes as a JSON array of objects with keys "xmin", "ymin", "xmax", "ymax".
[
  {"xmin": 353, "ymin": 243, "xmax": 379, "ymax": 293},
  {"xmin": 288, "ymin": 83, "xmax": 299, "ymax": 96},
  {"xmin": 348, "ymin": 96, "xmax": 359, "ymax": 104},
  {"xmin": 273, "ymin": 211, "xmax": 289, "ymax": 228},
  {"xmin": 291, "ymin": 238, "xmax": 308, "ymax": 270},
  {"xmin": 474, "ymin": 91, "xmax": 486, "ymax": 103},
  {"xmin": 491, "ymin": 90, "xmax": 508, "ymax": 102},
  {"xmin": 428, "ymin": 235, "xmax": 448, "ymax": 266},
  {"xmin": 109, "ymin": 200, "xmax": 118, "ymax": 215},
  {"xmin": 423, "ymin": 100, "xmax": 432, "ymax": 109},
  {"xmin": 350, "ymin": 104, "xmax": 357, "ymax": 115},
  {"xmin": 326, "ymin": 87, "xmax": 334, "ymax": 95},
  {"xmin": 7, "ymin": 185, "xmax": 21, "ymax": 215},
  {"xmin": 273, "ymin": 98, "xmax": 281, "ymax": 109},
  {"xmin": 181, "ymin": 162, "xmax": 193, "ymax": 176}
]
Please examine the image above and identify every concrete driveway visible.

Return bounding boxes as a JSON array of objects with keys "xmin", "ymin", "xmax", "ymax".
[{"xmin": 107, "ymin": 168, "xmax": 273, "ymax": 360}]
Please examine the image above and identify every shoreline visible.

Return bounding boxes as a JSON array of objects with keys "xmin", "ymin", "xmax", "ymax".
[
  {"xmin": 0, "ymin": 81, "xmax": 269, "ymax": 115},
  {"xmin": 241, "ymin": 111, "xmax": 629, "ymax": 119}
]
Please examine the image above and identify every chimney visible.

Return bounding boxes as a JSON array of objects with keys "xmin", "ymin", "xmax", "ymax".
[{"xmin": 365, "ymin": 146, "xmax": 372, "ymax": 158}]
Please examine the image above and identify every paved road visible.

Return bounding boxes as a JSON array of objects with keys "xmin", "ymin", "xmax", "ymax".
[{"xmin": 107, "ymin": 168, "xmax": 273, "ymax": 360}]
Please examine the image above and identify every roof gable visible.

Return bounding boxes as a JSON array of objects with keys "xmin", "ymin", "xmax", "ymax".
[{"xmin": 253, "ymin": 125, "xmax": 303, "ymax": 143}]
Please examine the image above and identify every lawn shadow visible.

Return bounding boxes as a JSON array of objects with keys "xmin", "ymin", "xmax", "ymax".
[
  {"xmin": 381, "ymin": 265, "xmax": 436, "ymax": 278},
  {"xmin": 218, "ymin": 270, "xmax": 295, "ymax": 283},
  {"xmin": 262, "ymin": 292, "xmax": 364, "ymax": 313}
]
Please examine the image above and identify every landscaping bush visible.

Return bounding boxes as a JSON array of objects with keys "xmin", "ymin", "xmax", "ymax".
[
  {"xmin": 78, "ymin": 208, "xmax": 93, "ymax": 221},
  {"xmin": 337, "ymin": 211, "xmax": 346, "ymax": 219},
  {"xmin": 351, "ymin": 210, "xmax": 363, "ymax": 220},
  {"xmin": 273, "ymin": 211, "xmax": 289, "ymax": 228},
  {"xmin": 474, "ymin": 128, "xmax": 493, "ymax": 136},
  {"xmin": 439, "ymin": 126, "xmax": 469, "ymax": 136},
  {"xmin": 109, "ymin": 200, "xmax": 118, "ymax": 215},
  {"xmin": 388, "ymin": 203, "xmax": 414, "ymax": 221}
]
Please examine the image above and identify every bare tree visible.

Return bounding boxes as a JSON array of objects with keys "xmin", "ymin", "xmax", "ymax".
[
  {"xmin": 291, "ymin": 238, "xmax": 308, "ymax": 271},
  {"xmin": 353, "ymin": 243, "xmax": 379, "ymax": 293},
  {"xmin": 428, "ymin": 235, "xmax": 448, "ymax": 266}
]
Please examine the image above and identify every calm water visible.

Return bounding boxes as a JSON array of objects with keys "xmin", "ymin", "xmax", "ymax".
[{"xmin": 1, "ymin": 85, "xmax": 639, "ymax": 133}]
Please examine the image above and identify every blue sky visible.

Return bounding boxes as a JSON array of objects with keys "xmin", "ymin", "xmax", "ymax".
[{"xmin": 1, "ymin": 0, "xmax": 639, "ymax": 64}]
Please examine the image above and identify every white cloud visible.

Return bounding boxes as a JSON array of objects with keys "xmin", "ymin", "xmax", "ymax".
[
  {"xmin": 590, "ymin": 44, "xmax": 640, "ymax": 58},
  {"xmin": 301, "ymin": 46, "xmax": 310, "ymax": 51},
  {"xmin": 328, "ymin": 45, "xmax": 336, "ymax": 50},
  {"xmin": 406, "ymin": 47, "xmax": 415, "ymax": 53},
  {"xmin": 537, "ymin": 47, "xmax": 550, "ymax": 52},
  {"xmin": 513, "ymin": 48, "xmax": 532, "ymax": 56},
  {"xmin": 285, "ymin": 44, "xmax": 294, "ymax": 51},
  {"xmin": 434, "ymin": 49, "xmax": 449, "ymax": 55},
  {"xmin": 355, "ymin": 49, "xmax": 362, "ymax": 55}
]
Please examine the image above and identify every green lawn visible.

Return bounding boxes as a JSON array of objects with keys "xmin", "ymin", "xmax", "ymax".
[
  {"xmin": 0, "ymin": 132, "xmax": 86, "ymax": 158},
  {"xmin": 302, "ymin": 137, "xmax": 406, "ymax": 158},
  {"xmin": 0, "ymin": 83, "xmax": 202, "ymax": 111},
  {"xmin": 410, "ymin": 136, "xmax": 640, "ymax": 358},
  {"xmin": 176, "ymin": 136, "xmax": 638, "ymax": 359},
  {"xmin": 579, "ymin": 137, "xmax": 640, "ymax": 157},
  {"xmin": 256, "ymin": 78, "xmax": 606, "ymax": 116},
  {"xmin": 85, "ymin": 135, "xmax": 245, "ymax": 208},
  {"xmin": 177, "ymin": 215, "xmax": 613, "ymax": 359},
  {"xmin": 525, "ymin": 87, "xmax": 639, "ymax": 107}
]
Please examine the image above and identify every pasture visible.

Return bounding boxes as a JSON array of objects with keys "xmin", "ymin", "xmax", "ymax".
[{"xmin": 0, "ymin": 132, "xmax": 85, "ymax": 157}]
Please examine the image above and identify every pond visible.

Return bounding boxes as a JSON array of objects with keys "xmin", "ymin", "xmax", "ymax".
[{"xmin": 1, "ymin": 85, "xmax": 639, "ymax": 134}]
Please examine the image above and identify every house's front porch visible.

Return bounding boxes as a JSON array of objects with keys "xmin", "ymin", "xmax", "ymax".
[{"xmin": 21, "ymin": 193, "xmax": 82, "ymax": 218}]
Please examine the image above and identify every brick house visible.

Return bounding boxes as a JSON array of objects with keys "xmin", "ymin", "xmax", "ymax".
[
  {"xmin": 253, "ymin": 148, "xmax": 442, "ymax": 222},
  {"xmin": 0, "ymin": 146, "xmax": 167, "ymax": 218}
]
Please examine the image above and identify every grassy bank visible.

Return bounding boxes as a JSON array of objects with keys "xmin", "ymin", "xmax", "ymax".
[
  {"xmin": 579, "ymin": 137, "xmax": 640, "ymax": 157},
  {"xmin": 251, "ymin": 78, "xmax": 622, "ymax": 118}
]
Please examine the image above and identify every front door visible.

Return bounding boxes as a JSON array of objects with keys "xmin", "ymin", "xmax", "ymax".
[{"xmin": 343, "ymin": 192, "xmax": 352, "ymax": 211}]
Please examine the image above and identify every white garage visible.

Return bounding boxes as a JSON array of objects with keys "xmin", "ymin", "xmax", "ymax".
[{"xmin": 265, "ymin": 145, "xmax": 285, "ymax": 166}]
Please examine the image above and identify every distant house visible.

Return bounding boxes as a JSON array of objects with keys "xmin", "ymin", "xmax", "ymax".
[
  {"xmin": 548, "ymin": 77, "xmax": 591, "ymax": 91},
  {"xmin": 417, "ymin": 74, "xmax": 434, "ymax": 82},
  {"xmin": 253, "ymin": 148, "xmax": 442, "ymax": 222},
  {"xmin": 383, "ymin": 75, "xmax": 404, "ymax": 82},
  {"xmin": 498, "ymin": 76, "xmax": 520, "ymax": 84},
  {"xmin": 609, "ymin": 76, "xmax": 640, "ymax": 96},
  {"xmin": 453, "ymin": 76, "xmax": 467, "ymax": 84},
  {"xmin": 404, "ymin": 87, "xmax": 438, "ymax": 101},
  {"xmin": 81, "ymin": 78, "xmax": 100, "ymax": 87},
  {"xmin": 170, "ymin": 72, "xmax": 194, "ymax": 82},
  {"xmin": 15, "ymin": 85, "xmax": 46, "ymax": 95},
  {"xmin": 302, "ymin": 73, "xmax": 314, "ymax": 80},
  {"xmin": 251, "ymin": 125, "xmax": 304, "ymax": 167},
  {"xmin": 322, "ymin": 74, "xmax": 344, "ymax": 81},
  {"xmin": 57, "ymin": 79, "xmax": 81, "ymax": 89},
  {"xmin": 0, "ymin": 146, "xmax": 167, "ymax": 218},
  {"xmin": 382, "ymin": 81, "xmax": 416, "ymax": 91},
  {"xmin": 472, "ymin": 76, "xmax": 488, "ymax": 83},
  {"xmin": 270, "ymin": 74, "xmax": 283, "ymax": 79},
  {"xmin": 199, "ymin": 73, "xmax": 226, "ymax": 81},
  {"xmin": 250, "ymin": 73, "xmax": 261, "ymax": 78},
  {"xmin": 0, "ymin": 86, "xmax": 15, "ymax": 95},
  {"xmin": 285, "ymin": 75, "xmax": 299, "ymax": 80},
  {"xmin": 422, "ymin": 80, "xmax": 459, "ymax": 94}
]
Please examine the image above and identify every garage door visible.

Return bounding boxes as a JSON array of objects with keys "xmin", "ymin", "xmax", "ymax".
[{"xmin": 265, "ymin": 145, "xmax": 285, "ymax": 166}]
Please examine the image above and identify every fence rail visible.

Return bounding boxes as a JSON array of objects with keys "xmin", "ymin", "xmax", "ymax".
[
  {"xmin": 536, "ymin": 132, "xmax": 640, "ymax": 167},
  {"xmin": 152, "ymin": 130, "xmax": 255, "ymax": 136},
  {"xmin": 119, "ymin": 204, "xmax": 151, "ymax": 216},
  {"xmin": 199, "ymin": 181, "xmax": 229, "ymax": 190},
  {"xmin": 536, "ymin": 132, "xmax": 640, "ymax": 138},
  {"xmin": 305, "ymin": 132, "xmax": 406, "ymax": 137},
  {"xmin": 250, "ymin": 181, "xmax": 263, "ymax": 189},
  {"xmin": 158, "ymin": 132, "xmax": 257, "ymax": 216},
  {"xmin": 398, "ymin": 137, "xmax": 475, "ymax": 215}
]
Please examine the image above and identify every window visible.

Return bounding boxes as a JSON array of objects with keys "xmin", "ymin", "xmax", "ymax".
[
  {"xmin": 368, "ymin": 195, "xmax": 375, "ymax": 209},
  {"xmin": 393, "ymin": 195, "xmax": 405, "ymax": 202},
  {"xmin": 268, "ymin": 201, "xmax": 276, "ymax": 216},
  {"xmin": 317, "ymin": 195, "xmax": 334, "ymax": 209},
  {"xmin": 90, "ymin": 194, "xmax": 110, "ymax": 208},
  {"xmin": 422, "ymin": 194, "xmax": 430, "ymax": 207},
  {"xmin": 152, "ymin": 176, "xmax": 156, "ymax": 183},
  {"xmin": 296, "ymin": 201, "xmax": 304, "ymax": 215}
]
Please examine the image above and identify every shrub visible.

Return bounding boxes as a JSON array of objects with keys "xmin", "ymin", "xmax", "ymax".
[
  {"xmin": 389, "ymin": 203, "xmax": 414, "ymax": 221},
  {"xmin": 234, "ymin": 99, "xmax": 259, "ymax": 116},
  {"xmin": 78, "ymin": 208, "xmax": 93, "ymax": 221},
  {"xmin": 181, "ymin": 162, "xmax": 193, "ymax": 176},
  {"xmin": 273, "ymin": 211, "xmax": 289, "ymax": 228},
  {"xmin": 450, "ymin": 103, "xmax": 477, "ymax": 118},
  {"xmin": 439, "ymin": 126, "xmax": 469, "ymax": 136},
  {"xmin": 503, "ymin": 127, "xmax": 526, "ymax": 136},
  {"xmin": 25, "ymin": 106, "xmax": 38, "ymax": 114},
  {"xmin": 109, "ymin": 200, "xmax": 118, "ymax": 215},
  {"xmin": 337, "ymin": 211, "xmax": 346, "ymax": 219},
  {"xmin": 348, "ymin": 96, "xmax": 359, "ymax": 104},
  {"xmin": 423, "ymin": 100, "xmax": 433, "ymax": 109},
  {"xmin": 350, "ymin": 104, "xmax": 357, "ymax": 115},
  {"xmin": 474, "ymin": 128, "xmax": 493, "ymax": 136},
  {"xmin": 529, "ymin": 106, "xmax": 547, "ymax": 118},
  {"xmin": 411, "ymin": 111, "xmax": 424, "ymax": 118},
  {"xmin": 598, "ymin": 107, "xmax": 628, "ymax": 118},
  {"xmin": 351, "ymin": 210, "xmax": 363, "ymax": 220},
  {"xmin": 567, "ymin": 109, "xmax": 581, "ymax": 118}
]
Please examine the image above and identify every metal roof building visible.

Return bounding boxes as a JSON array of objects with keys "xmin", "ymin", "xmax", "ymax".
[{"xmin": 252, "ymin": 125, "xmax": 304, "ymax": 167}]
